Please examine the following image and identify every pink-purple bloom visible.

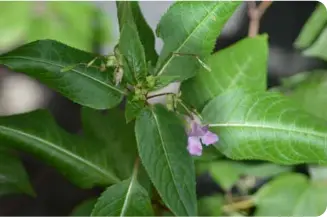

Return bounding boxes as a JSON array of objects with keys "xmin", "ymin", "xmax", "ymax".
[{"xmin": 186, "ymin": 120, "xmax": 219, "ymax": 156}]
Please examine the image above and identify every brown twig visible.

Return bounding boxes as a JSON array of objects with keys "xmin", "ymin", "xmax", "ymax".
[{"xmin": 248, "ymin": 1, "xmax": 273, "ymax": 37}]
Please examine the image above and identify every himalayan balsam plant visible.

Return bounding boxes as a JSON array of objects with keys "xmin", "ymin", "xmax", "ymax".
[{"xmin": 1, "ymin": 1, "xmax": 327, "ymax": 216}]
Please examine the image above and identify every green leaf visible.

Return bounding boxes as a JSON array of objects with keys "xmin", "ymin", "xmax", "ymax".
[
  {"xmin": 294, "ymin": 3, "xmax": 327, "ymax": 49},
  {"xmin": 0, "ymin": 148, "xmax": 34, "ymax": 197},
  {"xmin": 181, "ymin": 35, "xmax": 268, "ymax": 110},
  {"xmin": 155, "ymin": 1, "xmax": 241, "ymax": 81},
  {"xmin": 254, "ymin": 173, "xmax": 327, "ymax": 216},
  {"xmin": 91, "ymin": 160, "xmax": 154, "ymax": 216},
  {"xmin": 135, "ymin": 104, "xmax": 197, "ymax": 216},
  {"xmin": 82, "ymin": 107, "xmax": 138, "ymax": 180},
  {"xmin": 0, "ymin": 40, "xmax": 124, "ymax": 109},
  {"xmin": 70, "ymin": 198, "xmax": 97, "ymax": 216},
  {"xmin": 208, "ymin": 161, "xmax": 290, "ymax": 190},
  {"xmin": 116, "ymin": 1, "xmax": 158, "ymax": 66},
  {"xmin": 125, "ymin": 99, "xmax": 145, "ymax": 123},
  {"xmin": 285, "ymin": 71, "xmax": 327, "ymax": 120},
  {"xmin": 209, "ymin": 161, "xmax": 240, "ymax": 190},
  {"xmin": 0, "ymin": 2, "xmax": 31, "ymax": 50},
  {"xmin": 198, "ymin": 194, "xmax": 224, "ymax": 216},
  {"xmin": 303, "ymin": 26, "xmax": 327, "ymax": 61},
  {"xmin": 0, "ymin": 110, "xmax": 120, "ymax": 188},
  {"xmin": 202, "ymin": 88, "xmax": 327, "ymax": 164},
  {"xmin": 119, "ymin": 22, "xmax": 147, "ymax": 83}
]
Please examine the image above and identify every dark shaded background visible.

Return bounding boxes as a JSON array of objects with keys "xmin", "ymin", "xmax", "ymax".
[{"xmin": 0, "ymin": 1, "xmax": 325, "ymax": 216}]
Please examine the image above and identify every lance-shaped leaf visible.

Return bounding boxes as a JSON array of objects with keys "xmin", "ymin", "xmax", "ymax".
[
  {"xmin": 294, "ymin": 3, "xmax": 327, "ymax": 49},
  {"xmin": 116, "ymin": 1, "xmax": 158, "ymax": 66},
  {"xmin": 119, "ymin": 22, "xmax": 147, "ymax": 83},
  {"xmin": 254, "ymin": 173, "xmax": 327, "ymax": 216},
  {"xmin": 0, "ymin": 110, "xmax": 120, "ymax": 188},
  {"xmin": 0, "ymin": 148, "xmax": 34, "ymax": 197},
  {"xmin": 135, "ymin": 105, "xmax": 197, "ymax": 216},
  {"xmin": 181, "ymin": 35, "xmax": 268, "ymax": 110},
  {"xmin": 116, "ymin": 2, "xmax": 157, "ymax": 66},
  {"xmin": 91, "ymin": 160, "xmax": 154, "ymax": 216},
  {"xmin": 155, "ymin": 2, "xmax": 241, "ymax": 81},
  {"xmin": 202, "ymin": 88, "xmax": 327, "ymax": 164},
  {"xmin": 82, "ymin": 107, "xmax": 138, "ymax": 180},
  {"xmin": 0, "ymin": 40, "xmax": 124, "ymax": 109}
]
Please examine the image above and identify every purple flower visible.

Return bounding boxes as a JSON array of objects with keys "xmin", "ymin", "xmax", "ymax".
[{"xmin": 186, "ymin": 119, "xmax": 219, "ymax": 156}]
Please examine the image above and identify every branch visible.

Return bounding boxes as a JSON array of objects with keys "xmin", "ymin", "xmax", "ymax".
[{"xmin": 248, "ymin": 1, "xmax": 273, "ymax": 37}]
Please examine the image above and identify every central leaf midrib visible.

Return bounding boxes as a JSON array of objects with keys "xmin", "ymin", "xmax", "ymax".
[
  {"xmin": 157, "ymin": 3, "xmax": 221, "ymax": 76},
  {"xmin": 151, "ymin": 109, "xmax": 189, "ymax": 216},
  {"xmin": 210, "ymin": 122, "xmax": 327, "ymax": 139},
  {"xmin": 0, "ymin": 56, "xmax": 125, "ymax": 94},
  {"xmin": 0, "ymin": 125, "xmax": 120, "ymax": 183},
  {"xmin": 120, "ymin": 162, "xmax": 139, "ymax": 216}
]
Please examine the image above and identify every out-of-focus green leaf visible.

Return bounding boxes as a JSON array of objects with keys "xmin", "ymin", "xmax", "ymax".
[
  {"xmin": 0, "ymin": 2, "xmax": 31, "ymax": 50},
  {"xmin": 81, "ymin": 107, "xmax": 137, "ymax": 180},
  {"xmin": 135, "ymin": 104, "xmax": 197, "ymax": 216},
  {"xmin": 206, "ymin": 160, "xmax": 290, "ymax": 190},
  {"xmin": 209, "ymin": 161, "xmax": 240, "ymax": 190},
  {"xmin": 70, "ymin": 198, "xmax": 97, "ymax": 216},
  {"xmin": 0, "ymin": 148, "xmax": 34, "ymax": 197},
  {"xmin": 155, "ymin": 2, "xmax": 241, "ymax": 81},
  {"xmin": 202, "ymin": 88, "xmax": 327, "ymax": 164},
  {"xmin": 304, "ymin": 27, "xmax": 327, "ymax": 61},
  {"xmin": 0, "ymin": 40, "xmax": 124, "ymax": 109},
  {"xmin": 181, "ymin": 34, "xmax": 268, "ymax": 110},
  {"xmin": 254, "ymin": 173, "xmax": 327, "ymax": 216},
  {"xmin": 0, "ymin": 110, "xmax": 120, "ymax": 188},
  {"xmin": 198, "ymin": 194, "xmax": 224, "ymax": 216},
  {"xmin": 294, "ymin": 3, "xmax": 327, "ymax": 49},
  {"xmin": 284, "ymin": 71, "xmax": 327, "ymax": 120}
]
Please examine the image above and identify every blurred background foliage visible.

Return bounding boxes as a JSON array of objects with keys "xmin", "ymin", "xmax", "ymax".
[{"xmin": 0, "ymin": 1, "xmax": 111, "ymax": 53}]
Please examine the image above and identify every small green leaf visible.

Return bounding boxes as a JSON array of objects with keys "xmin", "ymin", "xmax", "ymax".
[
  {"xmin": 294, "ymin": 3, "xmax": 327, "ymax": 49},
  {"xmin": 0, "ymin": 148, "xmax": 34, "ymax": 197},
  {"xmin": 116, "ymin": 1, "xmax": 158, "ymax": 66},
  {"xmin": 70, "ymin": 198, "xmax": 97, "ymax": 216},
  {"xmin": 119, "ymin": 22, "xmax": 147, "ymax": 83},
  {"xmin": 135, "ymin": 104, "xmax": 197, "ymax": 216},
  {"xmin": 0, "ymin": 40, "xmax": 124, "ymax": 109},
  {"xmin": 82, "ymin": 107, "xmax": 138, "ymax": 180},
  {"xmin": 91, "ymin": 160, "xmax": 154, "ymax": 216},
  {"xmin": 303, "ymin": 27, "xmax": 327, "ymax": 61},
  {"xmin": 152, "ymin": 75, "xmax": 180, "ymax": 90},
  {"xmin": 155, "ymin": 1, "xmax": 241, "ymax": 81},
  {"xmin": 254, "ymin": 173, "xmax": 327, "ymax": 216},
  {"xmin": 198, "ymin": 194, "xmax": 224, "ymax": 216},
  {"xmin": 0, "ymin": 110, "xmax": 120, "ymax": 188},
  {"xmin": 181, "ymin": 35, "xmax": 268, "ymax": 110},
  {"xmin": 202, "ymin": 88, "xmax": 327, "ymax": 164},
  {"xmin": 125, "ymin": 99, "xmax": 145, "ymax": 123}
]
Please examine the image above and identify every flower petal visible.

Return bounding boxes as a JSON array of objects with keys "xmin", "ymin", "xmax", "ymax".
[
  {"xmin": 188, "ymin": 121, "xmax": 206, "ymax": 137},
  {"xmin": 187, "ymin": 136, "xmax": 203, "ymax": 156},
  {"xmin": 201, "ymin": 131, "xmax": 219, "ymax": 146}
]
